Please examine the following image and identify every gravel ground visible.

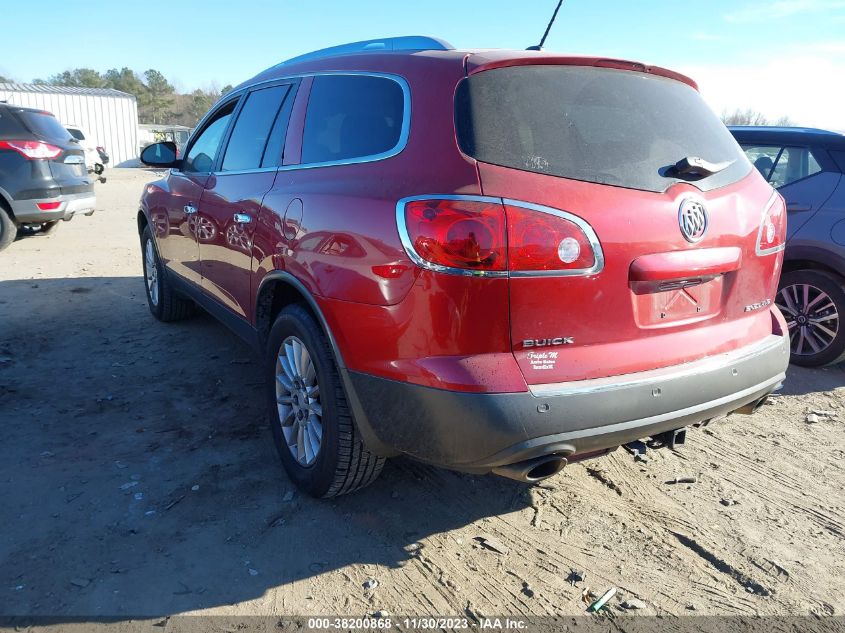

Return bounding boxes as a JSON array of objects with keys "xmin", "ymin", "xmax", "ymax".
[{"xmin": 1, "ymin": 168, "xmax": 844, "ymax": 621}]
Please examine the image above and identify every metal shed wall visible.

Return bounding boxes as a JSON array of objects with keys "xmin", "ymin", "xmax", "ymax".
[{"xmin": 0, "ymin": 85, "xmax": 139, "ymax": 165}]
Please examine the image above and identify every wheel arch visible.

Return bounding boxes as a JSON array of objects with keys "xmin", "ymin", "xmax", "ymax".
[
  {"xmin": 0, "ymin": 187, "xmax": 15, "ymax": 221},
  {"xmin": 783, "ymin": 246, "xmax": 845, "ymax": 284},
  {"xmin": 255, "ymin": 271, "xmax": 397, "ymax": 456},
  {"xmin": 255, "ymin": 272, "xmax": 346, "ymax": 369}
]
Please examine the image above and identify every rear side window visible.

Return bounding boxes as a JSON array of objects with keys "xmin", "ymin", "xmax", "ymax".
[
  {"xmin": 455, "ymin": 65, "xmax": 750, "ymax": 193},
  {"xmin": 222, "ymin": 84, "xmax": 291, "ymax": 171},
  {"xmin": 18, "ymin": 110, "xmax": 72, "ymax": 142},
  {"xmin": 742, "ymin": 144, "xmax": 823, "ymax": 188},
  {"xmin": 301, "ymin": 75, "xmax": 404, "ymax": 165},
  {"xmin": 0, "ymin": 109, "xmax": 27, "ymax": 136}
]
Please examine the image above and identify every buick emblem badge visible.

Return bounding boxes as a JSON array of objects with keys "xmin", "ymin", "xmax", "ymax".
[{"xmin": 678, "ymin": 199, "xmax": 708, "ymax": 243}]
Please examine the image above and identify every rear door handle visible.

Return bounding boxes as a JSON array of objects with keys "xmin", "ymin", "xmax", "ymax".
[
  {"xmin": 786, "ymin": 203, "xmax": 812, "ymax": 212},
  {"xmin": 184, "ymin": 204, "xmax": 197, "ymax": 215}
]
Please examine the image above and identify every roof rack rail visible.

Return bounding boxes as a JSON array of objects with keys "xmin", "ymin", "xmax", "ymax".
[{"xmin": 278, "ymin": 36, "xmax": 453, "ymax": 66}]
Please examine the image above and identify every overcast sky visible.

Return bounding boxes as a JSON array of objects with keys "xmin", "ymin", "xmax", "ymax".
[{"xmin": 3, "ymin": 0, "xmax": 844, "ymax": 130}]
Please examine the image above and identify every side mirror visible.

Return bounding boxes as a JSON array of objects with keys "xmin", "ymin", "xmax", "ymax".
[{"xmin": 140, "ymin": 141, "xmax": 179, "ymax": 167}]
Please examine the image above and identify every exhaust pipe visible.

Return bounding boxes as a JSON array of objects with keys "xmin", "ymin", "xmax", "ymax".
[
  {"xmin": 492, "ymin": 455, "xmax": 568, "ymax": 483},
  {"xmin": 734, "ymin": 396, "xmax": 768, "ymax": 415}
]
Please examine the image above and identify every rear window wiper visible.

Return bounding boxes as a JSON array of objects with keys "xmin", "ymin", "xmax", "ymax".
[{"xmin": 670, "ymin": 156, "xmax": 734, "ymax": 178}]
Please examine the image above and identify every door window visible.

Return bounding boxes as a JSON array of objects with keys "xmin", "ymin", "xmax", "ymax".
[
  {"xmin": 183, "ymin": 102, "xmax": 236, "ymax": 173},
  {"xmin": 301, "ymin": 74, "xmax": 405, "ymax": 165},
  {"xmin": 221, "ymin": 84, "xmax": 291, "ymax": 171},
  {"xmin": 741, "ymin": 145, "xmax": 823, "ymax": 188}
]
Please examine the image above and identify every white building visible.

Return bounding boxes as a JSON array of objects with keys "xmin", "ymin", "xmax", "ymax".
[{"xmin": 0, "ymin": 83, "xmax": 139, "ymax": 165}]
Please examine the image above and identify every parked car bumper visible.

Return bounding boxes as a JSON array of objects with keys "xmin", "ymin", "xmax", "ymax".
[
  {"xmin": 11, "ymin": 192, "xmax": 97, "ymax": 223},
  {"xmin": 348, "ymin": 333, "xmax": 790, "ymax": 472}
]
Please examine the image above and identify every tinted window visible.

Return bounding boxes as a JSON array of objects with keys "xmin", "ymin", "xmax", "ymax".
[
  {"xmin": 0, "ymin": 109, "xmax": 26, "ymax": 136},
  {"xmin": 18, "ymin": 111, "xmax": 72, "ymax": 142},
  {"xmin": 261, "ymin": 84, "xmax": 298, "ymax": 167},
  {"xmin": 742, "ymin": 145, "xmax": 823, "ymax": 188},
  {"xmin": 68, "ymin": 128, "xmax": 85, "ymax": 141},
  {"xmin": 222, "ymin": 85, "xmax": 290, "ymax": 171},
  {"xmin": 301, "ymin": 75, "xmax": 404, "ymax": 164},
  {"xmin": 183, "ymin": 103, "xmax": 236, "ymax": 173},
  {"xmin": 455, "ymin": 66, "xmax": 750, "ymax": 193}
]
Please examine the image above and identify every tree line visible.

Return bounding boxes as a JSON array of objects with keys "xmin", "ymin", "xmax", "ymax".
[{"xmin": 1, "ymin": 68, "xmax": 232, "ymax": 127}]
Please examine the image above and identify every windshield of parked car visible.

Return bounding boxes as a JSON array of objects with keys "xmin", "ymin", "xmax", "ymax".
[
  {"xmin": 67, "ymin": 127, "xmax": 86, "ymax": 141},
  {"xmin": 455, "ymin": 65, "xmax": 751, "ymax": 193},
  {"xmin": 18, "ymin": 110, "xmax": 74, "ymax": 143}
]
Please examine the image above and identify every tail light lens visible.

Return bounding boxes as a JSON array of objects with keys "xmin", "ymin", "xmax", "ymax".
[
  {"xmin": 506, "ymin": 203, "xmax": 596, "ymax": 272},
  {"xmin": 756, "ymin": 192, "xmax": 787, "ymax": 255},
  {"xmin": 36, "ymin": 201, "xmax": 62, "ymax": 211},
  {"xmin": 0, "ymin": 140, "xmax": 62, "ymax": 160},
  {"xmin": 399, "ymin": 197, "xmax": 603, "ymax": 276},
  {"xmin": 403, "ymin": 199, "xmax": 507, "ymax": 273}
]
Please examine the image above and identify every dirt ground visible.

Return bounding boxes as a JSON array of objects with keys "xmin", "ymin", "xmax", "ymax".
[{"xmin": 1, "ymin": 168, "xmax": 844, "ymax": 621}]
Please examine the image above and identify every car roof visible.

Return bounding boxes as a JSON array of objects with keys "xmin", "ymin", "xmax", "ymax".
[
  {"xmin": 237, "ymin": 35, "xmax": 698, "ymax": 92},
  {"xmin": 729, "ymin": 126, "xmax": 845, "ymax": 149},
  {"xmin": 0, "ymin": 102, "xmax": 56, "ymax": 116}
]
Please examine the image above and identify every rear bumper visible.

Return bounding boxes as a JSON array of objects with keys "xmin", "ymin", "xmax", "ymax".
[
  {"xmin": 348, "ymin": 334, "xmax": 789, "ymax": 472},
  {"xmin": 11, "ymin": 192, "xmax": 97, "ymax": 223}
]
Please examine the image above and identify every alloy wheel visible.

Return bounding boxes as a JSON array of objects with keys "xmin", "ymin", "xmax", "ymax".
[
  {"xmin": 776, "ymin": 283, "xmax": 840, "ymax": 356},
  {"xmin": 275, "ymin": 336, "xmax": 323, "ymax": 466},
  {"xmin": 144, "ymin": 239, "xmax": 159, "ymax": 307}
]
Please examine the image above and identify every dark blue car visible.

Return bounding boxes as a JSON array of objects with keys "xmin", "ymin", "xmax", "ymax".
[{"xmin": 731, "ymin": 126, "xmax": 845, "ymax": 366}]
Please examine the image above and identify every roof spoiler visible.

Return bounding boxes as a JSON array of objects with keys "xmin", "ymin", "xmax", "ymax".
[{"xmin": 277, "ymin": 36, "xmax": 453, "ymax": 67}]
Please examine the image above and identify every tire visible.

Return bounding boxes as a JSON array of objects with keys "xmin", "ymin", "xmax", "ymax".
[
  {"xmin": 0, "ymin": 207, "xmax": 17, "ymax": 252},
  {"xmin": 266, "ymin": 304, "xmax": 385, "ymax": 497},
  {"xmin": 776, "ymin": 269, "xmax": 845, "ymax": 366},
  {"xmin": 140, "ymin": 226, "xmax": 195, "ymax": 322}
]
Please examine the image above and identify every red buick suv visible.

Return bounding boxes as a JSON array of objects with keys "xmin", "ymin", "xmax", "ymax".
[{"xmin": 138, "ymin": 36, "xmax": 790, "ymax": 497}]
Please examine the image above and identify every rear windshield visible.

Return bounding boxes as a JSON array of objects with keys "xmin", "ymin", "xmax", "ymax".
[
  {"xmin": 67, "ymin": 127, "xmax": 85, "ymax": 141},
  {"xmin": 18, "ymin": 110, "xmax": 73, "ymax": 143},
  {"xmin": 455, "ymin": 65, "xmax": 750, "ymax": 193}
]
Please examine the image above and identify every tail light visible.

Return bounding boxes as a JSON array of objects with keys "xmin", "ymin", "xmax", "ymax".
[
  {"xmin": 756, "ymin": 192, "xmax": 787, "ymax": 256},
  {"xmin": 0, "ymin": 140, "xmax": 62, "ymax": 160},
  {"xmin": 506, "ymin": 202, "xmax": 598, "ymax": 273},
  {"xmin": 402, "ymin": 198, "xmax": 507, "ymax": 274},
  {"xmin": 398, "ymin": 196, "xmax": 603, "ymax": 276},
  {"xmin": 36, "ymin": 201, "xmax": 62, "ymax": 211}
]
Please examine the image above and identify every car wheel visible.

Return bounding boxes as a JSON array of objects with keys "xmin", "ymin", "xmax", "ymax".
[
  {"xmin": 0, "ymin": 207, "xmax": 17, "ymax": 252},
  {"xmin": 266, "ymin": 304, "xmax": 385, "ymax": 497},
  {"xmin": 141, "ymin": 226, "xmax": 195, "ymax": 322},
  {"xmin": 776, "ymin": 269, "xmax": 845, "ymax": 366}
]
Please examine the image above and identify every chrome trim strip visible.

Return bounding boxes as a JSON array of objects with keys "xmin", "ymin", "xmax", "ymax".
[
  {"xmin": 528, "ymin": 334, "xmax": 786, "ymax": 398},
  {"xmin": 755, "ymin": 190, "xmax": 786, "ymax": 256},
  {"xmin": 396, "ymin": 195, "xmax": 605, "ymax": 279},
  {"xmin": 503, "ymin": 199, "xmax": 605, "ymax": 277},
  {"xmin": 211, "ymin": 166, "xmax": 277, "ymax": 176},
  {"xmin": 396, "ymin": 194, "xmax": 509, "ymax": 278}
]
